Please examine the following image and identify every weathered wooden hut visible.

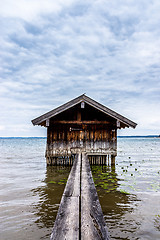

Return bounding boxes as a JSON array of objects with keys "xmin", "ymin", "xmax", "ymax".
[{"xmin": 32, "ymin": 94, "xmax": 137, "ymax": 165}]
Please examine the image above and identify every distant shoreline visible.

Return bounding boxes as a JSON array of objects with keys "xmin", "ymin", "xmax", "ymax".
[
  {"xmin": 0, "ymin": 136, "xmax": 159, "ymax": 139},
  {"xmin": 118, "ymin": 135, "xmax": 160, "ymax": 138}
]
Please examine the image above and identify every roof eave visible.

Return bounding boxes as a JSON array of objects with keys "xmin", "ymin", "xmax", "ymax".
[
  {"xmin": 83, "ymin": 95, "xmax": 137, "ymax": 129},
  {"xmin": 31, "ymin": 95, "xmax": 85, "ymax": 125},
  {"xmin": 31, "ymin": 94, "xmax": 137, "ymax": 129}
]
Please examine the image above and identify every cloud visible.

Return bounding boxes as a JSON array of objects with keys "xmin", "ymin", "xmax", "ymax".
[
  {"xmin": 0, "ymin": 0, "xmax": 160, "ymax": 136},
  {"xmin": 0, "ymin": 125, "xmax": 5, "ymax": 131},
  {"xmin": 0, "ymin": 0, "xmax": 75, "ymax": 21}
]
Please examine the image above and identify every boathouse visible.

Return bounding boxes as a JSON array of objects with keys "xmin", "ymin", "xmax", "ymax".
[{"xmin": 32, "ymin": 94, "xmax": 137, "ymax": 165}]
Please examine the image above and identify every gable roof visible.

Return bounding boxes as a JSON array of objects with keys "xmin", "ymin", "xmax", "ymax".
[{"xmin": 31, "ymin": 94, "xmax": 137, "ymax": 128}]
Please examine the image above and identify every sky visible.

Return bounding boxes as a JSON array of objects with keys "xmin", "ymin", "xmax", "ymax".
[{"xmin": 0, "ymin": 0, "xmax": 160, "ymax": 137}]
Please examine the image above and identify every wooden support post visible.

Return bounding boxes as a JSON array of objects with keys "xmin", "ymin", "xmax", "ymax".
[
  {"xmin": 98, "ymin": 156, "xmax": 100, "ymax": 165},
  {"xmin": 47, "ymin": 157, "xmax": 51, "ymax": 165},
  {"xmin": 105, "ymin": 155, "xmax": 107, "ymax": 165},
  {"xmin": 111, "ymin": 155, "xmax": 115, "ymax": 167}
]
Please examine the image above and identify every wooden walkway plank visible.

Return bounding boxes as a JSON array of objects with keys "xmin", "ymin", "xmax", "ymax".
[
  {"xmin": 81, "ymin": 153, "xmax": 109, "ymax": 240},
  {"xmin": 51, "ymin": 153, "xmax": 109, "ymax": 239},
  {"xmin": 50, "ymin": 154, "xmax": 81, "ymax": 240},
  {"xmin": 63, "ymin": 154, "xmax": 81, "ymax": 197}
]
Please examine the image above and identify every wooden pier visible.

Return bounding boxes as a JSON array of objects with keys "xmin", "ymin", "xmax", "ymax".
[
  {"xmin": 31, "ymin": 94, "xmax": 137, "ymax": 239},
  {"xmin": 50, "ymin": 153, "xmax": 109, "ymax": 240}
]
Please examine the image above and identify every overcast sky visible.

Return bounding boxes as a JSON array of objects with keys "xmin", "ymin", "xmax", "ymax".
[{"xmin": 0, "ymin": 0, "xmax": 160, "ymax": 137}]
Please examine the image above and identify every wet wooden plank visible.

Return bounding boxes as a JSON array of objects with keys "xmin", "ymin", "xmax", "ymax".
[
  {"xmin": 50, "ymin": 196, "xmax": 79, "ymax": 240},
  {"xmin": 63, "ymin": 154, "xmax": 80, "ymax": 197},
  {"xmin": 81, "ymin": 153, "xmax": 109, "ymax": 240},
  {"xmin": 50, "ymin": 154, "xmax": 81, "ymax": 240}
]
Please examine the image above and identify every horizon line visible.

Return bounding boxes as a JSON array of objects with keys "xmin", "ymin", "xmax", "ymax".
[{"xmin": 0, "ymin": 135, "xmax": 159, "ymax": 138}]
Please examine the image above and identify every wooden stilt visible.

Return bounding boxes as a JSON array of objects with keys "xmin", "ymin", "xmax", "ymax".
[{"xmin": 111, "ymin": 155, "xmax": 115, "ymax": 167}]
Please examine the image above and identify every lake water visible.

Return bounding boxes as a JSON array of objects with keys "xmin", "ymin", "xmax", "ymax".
[{"xmin": 0, "ymin": 137, "xmax": 160, "ymax": 240}]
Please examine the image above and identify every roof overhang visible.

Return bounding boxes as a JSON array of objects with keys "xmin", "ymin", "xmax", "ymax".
[{"xmin": 31, "ymin": 94, "xmax": 137, "ymax": 129}]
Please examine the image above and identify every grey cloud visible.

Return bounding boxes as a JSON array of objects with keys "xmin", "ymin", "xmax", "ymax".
[{"xmin": 0, "ymin": 0, "xmax": 160, "ymax": 136}]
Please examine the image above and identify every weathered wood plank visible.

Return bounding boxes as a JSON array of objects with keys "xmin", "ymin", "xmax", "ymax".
[
  {"xmin": 63, "ymin": 154, "xmax": 80, "ymax": 197},
  {"xmin": 50, "ymin": 154, "xmax": 81, "ymax": 240},
  {"xmin": 50, "ymin": 153, "xmax": 109, "ymax": 239},
  {"xmin": 50, "ymin": 196, "xmax": 79, "ymax": 240},
  {"xmin": 81, "ymin": 153, "xmax": 109, "ymax": 240}
]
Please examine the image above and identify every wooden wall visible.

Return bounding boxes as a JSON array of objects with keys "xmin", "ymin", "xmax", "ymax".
[{"xmin": 46, "ymin": 124, "xmax": 117, "ymax": 164}]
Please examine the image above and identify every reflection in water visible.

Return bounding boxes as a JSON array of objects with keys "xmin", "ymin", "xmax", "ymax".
[
  {"xmin": 33, "ymin": 164, "xmax": 141, "ymax": 239},
  {"xmin": 91, "ymin": 165, "xmax": 141, "ymax": 239},
  {"xmin": 31, "ymin": 166, "xmax": 71, "ymax": 232},
  {"xmin": 1, "ymin": 138, "xmax": 159, "ymax": 240},
  {"xmin": 32, "ymin": 158, "xmax": 160, "ymax": 240}
]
